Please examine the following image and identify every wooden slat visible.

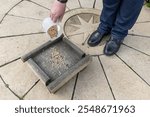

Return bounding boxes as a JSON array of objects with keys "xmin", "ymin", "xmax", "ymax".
[
  {"xmin": 27, "ymin": 59, "xmax": 51, "ymax": 86},
  {"xmin": 47, "ymin": 55, "xmax": 92, "ymax": 93},
  {"xmin": 21, "ymin": 35, "xmax": 63, "ymax": 62},
  {"xmin": 24, "ymin": 77, "xmax": 76, "ymax": 100}
]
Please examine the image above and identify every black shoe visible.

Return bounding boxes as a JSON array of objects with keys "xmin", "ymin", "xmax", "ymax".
[
  {"xmin": 87, "ymin": 30, "xmax": 108, "ymax": 47},
  {"xmin": 104, "ymin": 37, "xmax": 123, "ymax": 56}
]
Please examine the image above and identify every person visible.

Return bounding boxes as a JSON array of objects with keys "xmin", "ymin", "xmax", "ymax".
[{"xmin": 50, "ymin": 0, "xmax": 144, "ymax": 56}]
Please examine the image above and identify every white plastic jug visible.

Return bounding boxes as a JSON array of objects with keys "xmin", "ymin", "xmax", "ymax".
[{"xmin": 42, "ymin": 17, "xmax": 62, "ymax": 40}]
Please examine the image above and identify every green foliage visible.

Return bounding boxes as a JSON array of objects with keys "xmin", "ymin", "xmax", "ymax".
[{"xmin": 145, "ymin": 3, "xmax": 150, "ymax": 8}]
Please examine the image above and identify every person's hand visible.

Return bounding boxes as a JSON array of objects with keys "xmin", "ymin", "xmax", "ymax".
[{"xmin": 50, "ymin": 0, "xmax": 66, "ymax": 22}]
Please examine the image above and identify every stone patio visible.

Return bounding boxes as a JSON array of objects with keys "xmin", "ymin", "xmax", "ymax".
[{"xmin": 0, "ymin": 0, "xmax": 150, "ymax": 100}]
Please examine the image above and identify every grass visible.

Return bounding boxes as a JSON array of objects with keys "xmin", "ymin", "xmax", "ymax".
[{"xmin": 145, "ymin": 2, "xmax": 150, "ymax": 8}]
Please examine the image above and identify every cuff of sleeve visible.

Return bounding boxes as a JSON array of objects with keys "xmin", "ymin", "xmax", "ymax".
[{"xmin": 57, "ymin": 0, "xmax": 68, "ymax": 3}]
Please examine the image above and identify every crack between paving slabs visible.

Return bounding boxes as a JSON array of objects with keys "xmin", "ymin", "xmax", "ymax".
[
  {"xmin": 82, "ymin": 34, "xmax": 90, "ymax": 45},
  {"xmin": 0, "ymin": 75, "xmax": 21, "ymax": 99},
  {"xmin": 7, "ymin": 14, "xmax": 42, "ymax": 21},
  {"xmin": 66, "ymin": 6, "xmax": 70, "ymax": 10},
  {"xmin": 0, "ymin": 32, "xmax": 45, "ymax": 39},
  {"xmin": 98, "ymin": 56, "xmax": 116, "ymax": 100},
  {"xmin": 128, "ymin": 33, "xmax": 150, "ymax": 39},
  {"xmin": 93, "ymin": 0, "xmax": 97, "ymax": 8},
  {"xmin": 67, "ymin": 32, "xmax": 85, "ymax": 37},
  {"xmin": 77, "ymin": 0, "xmax": 82, "ymax": 8},
  {"xmin": 122, "ymin": 43, "xmax": 150, "ymax": 57},
  {"xmin": 115, "ymin": 54, "xmax": 150, "ymax": 88},
  {"xmin": 136, "ymin": 21, "xmax": 150, "ymax": 24},
  {"xmin": 0, "ymin": 57, "xmax": 21, "ymax": 68},
  {"xmin": 90, "ymin": 54, "xmax": 105, "ymax": 57},
  {"xmin": 21, "ymin": 79, "xmax": 40, "ymax": 100},
  {"xmin": 26, "ymin": 0, "xmax": 50, "ymax": 10},
  {"xmin": 71, "ymin": 74, "xmax": 79, "ymax": 100}
]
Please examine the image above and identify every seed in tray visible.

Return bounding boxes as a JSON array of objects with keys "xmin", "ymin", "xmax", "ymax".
[{"xmin": 50, "ymin": 48, "xmax": 69, "ymax": 70}]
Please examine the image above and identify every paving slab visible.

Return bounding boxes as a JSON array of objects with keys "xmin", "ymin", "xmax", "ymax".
[
  {"xmin": 0, "ymin": 59, "xmax": 39, "ymax": 98},
  {"xmin": 95, "ymin": 0, "xmax": 103, "ymax": 10},
  {"xmin": 124, "ymin": 35, "xmax": 150, "ymax": 55},
  {"xmin": 117, "ymin": 45, "xmax": 150, "ymax": 85},
  {"xmin": 67, "ymin": 33, "xmax": 106, "ymax": 55},
  {"xmin": 79, "ymin": 0, "xmax": 95, "ymax": 8},
  {"xmin": 100, "ymin": 55, "xmax": 150, "ymax": 100},
  {"xmin": 0, "ymin": 76, "xmax": 19, "ymax": 100},
  {"xmin": 67, "ymin": 0, "xmax": 80, "ymax": 9},
  {"xmin": 64, "ymin": 10, "xmax": 100, "ymax": 36},
  {"xmin": 67, "ymin": 32, "xmax": 109, "ymax": 56},
  {"xmin": 68, "ymin": 34, "xmax": 84, "ymax": 45},
  {"xmin": 131, "ymin": 22, "xmax": 150, "ymax": 37},
  {"xmin": 31, "ymin": 0, "xmax": 71, "ymax": 11},
  {"xmin": 0, "ymin": 0, "xmax": 21, "ymax": 15},
  {"xmin": 137, "ymin": 6, "xmax": 150, "ymax": 22},
  {"xmin": 9, "ymin": 0, "xmax": 49, "ymax": 20},
  {"xmin": 67, "ymin": 34, "xmax": 86, "ymax": 51},
  {"xmin": 0, "ymin": 15, "xmax": 42, "ymax": 37},
  {"xmin": 24, "ymin": 77, "xmax": 76, "ymax": 100},
  {"xmin": 0, "ymin": 14, "xmax": 4, "ymax": 22},
  {"xmin": 74, "ymin": 57, "xmax": 114, "ymax": 100},
  {"xmin": 62, "ymin": 8, "xmax": 106, "ymax": 55},
  {"xmin": 0, "ymin": 34, "xmax": 48, "ymax": 66},
  {"xmin": 31, "ymin": 0, "xmax": 54, "ymax": 9}
]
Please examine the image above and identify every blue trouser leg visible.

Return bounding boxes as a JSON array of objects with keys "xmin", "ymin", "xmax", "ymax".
[
  {"xmin": 98, "ymin": 0, "xmax": 144, "ymax": 40},
  {"xmin": 111, "ymin": 0, "xmax": 144, "ymax": 40},
  {"xmin": 98, "ymin": 0, "xmax": 121, "ymax": 35}
]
